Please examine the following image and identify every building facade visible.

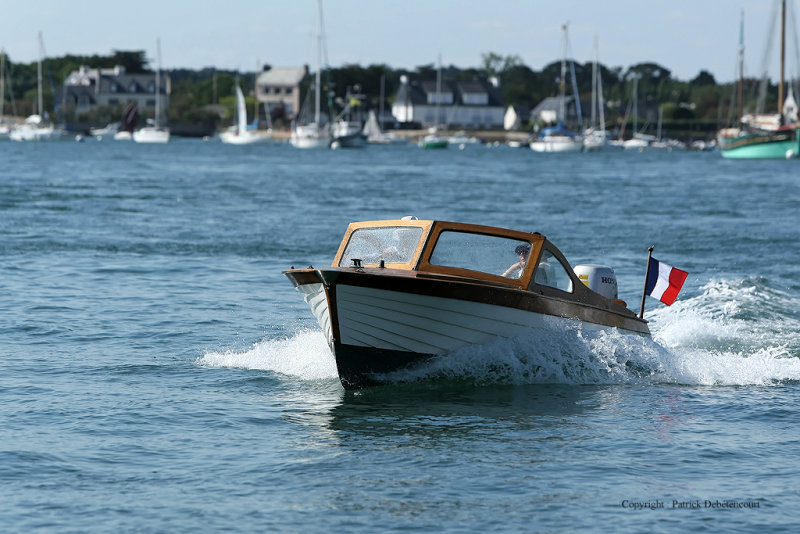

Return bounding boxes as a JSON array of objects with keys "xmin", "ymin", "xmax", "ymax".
[
  {"xmin": 255, "ymin": 66, "xmax": 307, "ymax": 122},
  {"xmin": 392, "ymin": 76, "xmax": 505, "ymax": 129},
  {"xmin": 61, "ymin": 65, "xmax": 170, "ymax": 122}
]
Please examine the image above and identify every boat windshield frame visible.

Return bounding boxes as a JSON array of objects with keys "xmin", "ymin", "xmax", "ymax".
[
  {"xmin": 417, "ymin": 222, "xmax": 545, "ymax": 288},
  {"xmin": 332, "ymin": 220, "xmax": 559, "ymax": 289},
  {"xmin": 333, "ymin": 220, "xmax": 434, "ymax": 269}
]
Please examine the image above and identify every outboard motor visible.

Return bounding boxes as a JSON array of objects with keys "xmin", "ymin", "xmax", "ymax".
[{"xmin": 574, "ymin": 265, "xmax": 618, "ymax": 299}]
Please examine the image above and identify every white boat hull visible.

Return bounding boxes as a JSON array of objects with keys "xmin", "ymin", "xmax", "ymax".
[
  {"xmin": 9, "ymin": 125, "xmax": 60, "ymax": 142},
  {"xmin": 290, "ymin": 123, "xmax": 331, "ymax": 149},
  {"xmin": 335, "ymin": 284, "xmax": 589, "ymax": 353},
  {"xmin": 297, "ymin": 281, "xmax": 617, "ymax": 388},
  {"xmin": 133, "ymin": 127, "xmax": 170, "ymax": 143},
  {"xmin": 530, "ymin": 136, "xmax": 584, "ymax": 153},
  {"xmin": 220, "ymin": 131, "xmax": 271, "ymax": 145},
  {"xmin": 622, "ymin": 138, "xmax": 649, "ymax": 151},
  {"xmin": 332, "ymin": 121, "xmax": 366, "ymax": 148}
]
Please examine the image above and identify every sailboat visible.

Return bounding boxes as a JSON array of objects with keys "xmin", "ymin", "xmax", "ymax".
[
  {"xmin": 220, "ymin": 84, "xmax": 270, "ymax": 145},
  {"xmin": 583, "ymin": 37, "xmax": 618, "ymax": 151},
  {"xmin": 719, "ymin": 0, "xmax": 800, "ymax": 159},
  {"xmin": 621, "ymin": 75, "xmax": 652, "ymax": 150},
  {"xmin": 291, "ymin": 0, "xmax": 332, "ymax": 149},
  {"xmin": 419, "ymin": 55, "xmax": 448, "ymax": 149},
  {"xmin": 331, "ymin": 86, "xmax": 367, "ymax": 148},
  {"xmin": 10, "ymin": 32, "xmax": 61, "ymax": 142},
  {"xmin": 362, "ymin": 75, "xmax": 406, "ymax": 144},
  {"xmin": 531, "ymin": 24, "xmax": 583, "ymax": 153},
  {"xmin": 133, "ymin": 39, "xmax": 170, "ymax": 143}
]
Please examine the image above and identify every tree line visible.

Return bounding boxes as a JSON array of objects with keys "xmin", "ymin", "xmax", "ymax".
[{"xmin": 0, "ymin": 49, "xmax": 785, "ymax": 138}]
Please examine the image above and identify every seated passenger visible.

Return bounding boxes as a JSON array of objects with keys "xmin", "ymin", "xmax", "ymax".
[{"xmin": 502, "ymin": 244, "xmax": 530, "ymax": 278}]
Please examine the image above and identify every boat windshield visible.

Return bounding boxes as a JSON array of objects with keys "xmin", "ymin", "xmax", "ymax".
[
  {"xmin": 429, "ymin": 231, "xmax": 533, "ymax": 279},
  {"xmin": 339, "ymin": 226, "xmax": 423, "ymax": 266}
]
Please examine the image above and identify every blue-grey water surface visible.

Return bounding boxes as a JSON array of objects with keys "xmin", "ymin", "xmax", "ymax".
[{"xmin": 2, "ymin": 139, "xmax": 799, "ymax": 532}]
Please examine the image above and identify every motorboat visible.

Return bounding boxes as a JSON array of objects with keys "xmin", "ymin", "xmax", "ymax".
[
  {"xmin": 447, "ymin": 131, "xmax": 481, "ymax": 147},
  {"xmin": 418, "ymin": 133, "xmax": 448, "ymax": 149},
  {"xmin": 9, "ymin": 114, "xmax": 60, "ymax": 142},
  {"xmin": 284, "ymin": 218, "xmax": 649, "ymax": 390},
  {"xmin": 90, "ymin": 122, "xmax": 119, "ymax": 140},
  {"xmin": 133, "ymin": 123, "xmax": 170, "ymax": 144},
  {"xmin": 331, "ymin": 119, "xmax": 366, "ymax": 148}
]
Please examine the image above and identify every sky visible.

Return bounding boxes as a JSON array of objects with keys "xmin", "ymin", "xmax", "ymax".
[{"xmin": 1, "ymin": 0, "xmax": 796, "ymax": 84}]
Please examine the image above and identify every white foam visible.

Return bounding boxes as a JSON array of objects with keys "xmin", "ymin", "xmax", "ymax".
[
  {"xmin": 198, "ymin": 328, "xmax": 338, "ymax": 381},
  {"xmin": 202, "ymin": 277, "xmax": 800, "ymax": 387}
]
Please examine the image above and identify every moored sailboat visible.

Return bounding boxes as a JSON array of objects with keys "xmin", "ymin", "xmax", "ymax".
[
  {"xmin": 419, "ymin": 55, "xmax": 448, "ymax": 149},
  {"xmin": 719, "ymin": 0, "xmax": 800, "ymax": 159},
  {"xmin": 291, "ymin": 0, "xmax": 332, "ymax": 149},
  {"xmin": 220, "ymin": 84, "xmax": 270, "ymax": 145},
  {"xmin": 583, "ymin": 37, "xmax": 619, "ymax": 151},
  {"xmin": 531, "ymin": 24, "xmax": 583, "ymax": 153},
  {"xmin": 132, "ymin": 39, "xmax": 170, "ymax": 144},
  {"xmin": 9, "ymin": 32, "xmax": 62, "ymax": 142}
]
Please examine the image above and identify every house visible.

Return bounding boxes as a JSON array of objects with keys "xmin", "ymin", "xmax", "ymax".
[
  {"xmin": 61, "ymin": 65, "xmax": 170, "ymax": 120},
  {"xmin": 530, "ymin": 96, "xmax": 591, "ymax": 127},
  {"xmin": 392, "ymin": 76, "xmax": 505, "ymax": 129},
  {"xmin": 255, "ymin": 66, "xmax": 307, "ymax": 123}
]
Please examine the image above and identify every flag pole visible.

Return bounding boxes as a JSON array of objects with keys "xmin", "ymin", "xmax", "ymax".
[{"xmin": 639, "ymin": 246, "xmax": 654, "ymax": 319}]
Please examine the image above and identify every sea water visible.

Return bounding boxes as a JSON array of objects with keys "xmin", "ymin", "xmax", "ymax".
[{"xmin": 1, "ymin": 139, "xmax": 799, "ymax": 532}]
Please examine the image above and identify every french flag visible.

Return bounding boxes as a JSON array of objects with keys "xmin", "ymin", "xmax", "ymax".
[{"xmin": 645, "ymin": 257, "xmax": 688, "ymax": 305}]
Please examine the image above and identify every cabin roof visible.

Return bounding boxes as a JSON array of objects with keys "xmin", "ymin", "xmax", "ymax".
[
  {"xmin": 396, "ymin": 79, "xmax": 504, "ymax": 107},
  {"xmin": 257, "ymin": 66, "xmax": 307, "ymax": 86}
]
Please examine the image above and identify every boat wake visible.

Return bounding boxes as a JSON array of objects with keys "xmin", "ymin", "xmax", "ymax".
[
  {"xmin": 200, "ymin": 277, "xmax": 800, "ymax": 387},
  {"xmin": 198, "ymin": 328, "xmax": 338, "ymax": 381}
]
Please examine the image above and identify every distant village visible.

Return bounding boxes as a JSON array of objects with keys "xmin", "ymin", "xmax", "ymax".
[{"xmin": 0, "ymin": 46, "xmax": 784, "ymax": 142}]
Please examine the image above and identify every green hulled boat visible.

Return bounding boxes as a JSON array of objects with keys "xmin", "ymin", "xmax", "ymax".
[
  {"xmin": 719, "ymin": 0, "xmax": 800, "ymax": 160},
  {"xmin": 719, "ymin": 128, "xmax": 800, "ymax": 159},
  {"xmin": 418, "ymin": 134, "xmax": 448, "ymax": 149}
]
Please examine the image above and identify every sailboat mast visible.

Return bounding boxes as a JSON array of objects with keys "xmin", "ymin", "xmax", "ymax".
[
  {"xmin": 559, "ymin": 24, "xmax": 567, "ymax": 122},
  {"xmin": 435, "ymin": 54, "xmax": 442, "ymax": 130},
  {"xmin": 632, "ymin": 76, "xmax": 639, "ymax": 134},
  {"xmin": 155, "ymin": 38, "xmax": 162, "ymax": 128},
  {"xmin": 0, "ymin": 48, "xmax": 5, "ymax": 121},
  {"xmin": 254, "ymin": 61, "xmax": 260, "ymax": 127},
  {"xmin": 379, "ymin": 74, "xmax": 385, "ymax": 128},
  {"xmin": 779, "ymin": 0, "xmax": 786, "ymax": 115},
  {"xmin": 591, "ymin": 35, "xmax": 597, "ymax": 128},
  {"xmin": 37, "ymin": 31, "xmax": 43, "ymax": 118},
  {"xmin": 738, "ymin": 9, "xmax": 744, "ymax": 126},
  {"xmin": 315, "ymin": 0, "xmax": 322, "ymax": 126}
]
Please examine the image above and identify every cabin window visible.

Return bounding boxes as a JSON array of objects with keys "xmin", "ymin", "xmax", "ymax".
[
  {"xmin": 534, "ymin": 249, "xmax": 573, "ymax": 292},
  {"xmin": 430, "ymin": 231, "xmax": 532, "ymax": 280},
  {"xmin": 427, "ymin": 92, "xmax": 453, "ymax": 105},
  {"xmin": 463, "ymin": 93, "xmax": 488, "ymax": 105},
  {"xmin": 339, "ymin": 226, "xmax": 423, "ymax": 267}
]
